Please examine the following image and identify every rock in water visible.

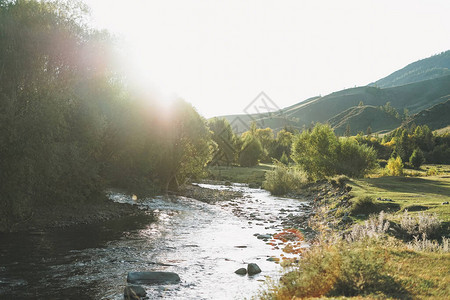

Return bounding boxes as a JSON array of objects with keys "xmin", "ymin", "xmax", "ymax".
[
  {"xmin": 247, "ymin": 263, "xmax": 261, "ymax": 275},
  {"xmin": 235, "ymin": 268, "xmax": 247, "ymax": 275},
  {"xmin": 127, "ymin": 272, "xmax": 180, "ymax": 285},
  {"xmin": 124, "ymin": 285, "xmax": 146, "ymax": 299}
]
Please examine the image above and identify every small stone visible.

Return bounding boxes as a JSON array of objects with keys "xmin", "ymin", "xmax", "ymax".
[
  {"xmin": 443, "ymin": 201, "xmax": 449, "ymax": 205},
  {"xmin": 247, "ymin": 263, "xmax": 262, "ymax": 275},
  {"xmin": 127, "ymin": 272, "xmax": 180, "ymax": 285},
  {"xmin": 124, "ymin": 285, "xmax": 146, "ymax": 300},
  {"xmin": 235, "ymin": 268, "xmax": 247, "ymax": 275},
  {"xmin": 257, "ymin": 234, "xmax": 272, "ymax": 240}
]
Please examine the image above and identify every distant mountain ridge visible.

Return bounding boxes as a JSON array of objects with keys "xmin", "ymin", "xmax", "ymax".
[
  {"xmin": 216, "ymin": 51, "xmax": 450, "ymax": 135},
  {"xmin": 405, "ymin": 97, "xmax": 450, "ymax": 130},
  {"xmin": 370, "ymin": 50, "xmax": 450, "ymax": 88}
]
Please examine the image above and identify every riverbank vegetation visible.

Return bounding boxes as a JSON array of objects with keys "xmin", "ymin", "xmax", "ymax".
[
  {"xmin": 259, "ymin": 174, "xmax": 450, "ymax": 299},
  {"xmin": 0, "ymin": 1, "xmax": 212, "ymax": 231}
]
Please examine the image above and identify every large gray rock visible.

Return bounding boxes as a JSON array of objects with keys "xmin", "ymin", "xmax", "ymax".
[
  {"xmin": 235, "ymin": 268, "xmax": 247, "ymax": 275},
  {"xmin": 124, "ymin": 285, "xmax": 146, "ymax": 299},
  {"xmin": 127, "ymin": 271, "xmax": 180, "ymax": 285},
  {"xmin": 247, "ymin": 263, "xmax": 261, "ymax": 275}
]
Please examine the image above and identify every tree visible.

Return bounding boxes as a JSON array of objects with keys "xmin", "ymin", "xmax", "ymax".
[
  {"xmin": 291, "ymin": 124, "xmax": 377, "ymax": 180},
  {"xmin": 0, "ymin": 0, "xmax": 112, "ymax": 229},
  {"xmin": 255, "ymin": 127, "xmax": 275, "ymax": 163},
  {"xmin": 291, "ymin": 123, "xmax": 339, "ymax": 179},
  {"xmin": 345, "ymin": 124, "xmax": 351, "ymax": 137},
  {"xmin": 239, "ymin": 135, "xmax": 262, "ymax": 167},
  {"xmin": 409, "ymin": 148, "xmax": 425, "ymax": 170},
  {"xmin": 386, "ymin": 156, "xmax": 403, "ymax": 176},
  {"xmin": 335, "ymin": 138, "xmax": 378, "ymax": 177},
  {"xmin": 157, "ymin": 100, "xmax": 212, "ymax": 191},
  {"xmin": 366, "ymin": 126, "xmax": 372, "ymax": 136},
  {"xmin": 208, "ymin": 118, "xmax": 236, "ymax": 165}
]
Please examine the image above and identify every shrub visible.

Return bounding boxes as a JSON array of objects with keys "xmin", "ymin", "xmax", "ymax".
[
  {"xmin": 407, "ymin": 235, "xmax": 449, "ymax": 253},
  {"xmin": 329, "ymin": 175, "xmax": 350, "ymax": 188},
  {"xmin": 385, "ymin": 156, "xmax": 403, "ymax": 176},
  {"xmin": 426, "ymin": 167, "xmax": 438, "ymax": 176},
  {"xmin": 350, "ymin": 196, "xmax": 376, "ymax": 215},
  {"xmin": 280, "ymin": 151, "xmax": 289, "ymax": 165},
  {"xmin": 291, "ymin": 124, "xmax": 377, "ymax": 180},
  {"xmin": 409, "ymin": 148, "xmax": 425, "ymax": 169},
  {"xmin": 335, "ymin": 138, "xmax": 378, "ymax": 178},
  {"xmin": 400, "ymin": 210, "xmax": 441, "ymax": 239},
  {"xmin": 345, "ymin": 211, "xmax": 390, "ymax": 242},
  {"xmin": 262, "ymin": 162, "xmax": 307, "ymax": 195},
  {"xmin": 261, "ymin": 240, "xmax": 401, "ymax": 299},
  {"xmin": 238, "ymin": 136, "xmax": 262, "ymax": 167}
]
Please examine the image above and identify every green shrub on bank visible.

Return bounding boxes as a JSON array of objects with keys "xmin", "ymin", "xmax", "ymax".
[
  {"xmin": 261, "ymin": 240, "xmax": 403, "ymax": 299},
  {"xmin": 262, "ymin": 162, "xmax": 307, "ymax": 195},
  {"xmin": 409, "ymin": 148, "xmax": 425, "ymax": 169},
  {"xmin": 350, "ymin": 196, "xmax": 377, "ymax": 215},
  {"xmin": 291, "ymin": 124, "xmax": 377, "ymax": 180},
  {"xmin": 385, "ymin": 156, "xmax": 404, "ymax": 176}
]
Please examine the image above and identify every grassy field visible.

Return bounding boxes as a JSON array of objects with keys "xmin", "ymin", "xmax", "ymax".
[
  {"xmin": 206, "ymin": 163, "xmax": 273, "ymax": 185},
  {"xmin": 349, "ymin": 165, "xmax": 450, "ymax": 222},
  {"xmin": 261, "ymin": 164, "xmax": 450, "ymax": 299}
]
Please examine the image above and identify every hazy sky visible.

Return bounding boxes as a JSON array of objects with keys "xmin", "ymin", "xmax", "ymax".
[{"xmin": 84, "ymin": 0, "xmax": 450, "ymax": 118}]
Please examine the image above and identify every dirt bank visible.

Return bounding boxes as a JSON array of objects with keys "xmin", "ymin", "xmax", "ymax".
[{"xmin": 4, "ymin": 197, "xmax": 150, "ymax": 232}]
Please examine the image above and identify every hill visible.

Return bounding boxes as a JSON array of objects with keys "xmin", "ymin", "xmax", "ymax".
[
  {"xmin": 220, "ymin": 75, "xmax": 450, "ymax": 134},
  {"xmin": 405, "ymin": 97, "xmax": 450, "ymax": 130},
  {"xmin": 371, "ymin": 50, "xmax": 450, "ymax": 88},
  {"xmin": 328, "ymin": 105, "xmax": 402, "ymax": 136}
]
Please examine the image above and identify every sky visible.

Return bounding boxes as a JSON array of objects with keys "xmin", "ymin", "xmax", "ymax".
[{"xmin": 84, "ymin": 0, "xmax": 450, "ymax": 118}]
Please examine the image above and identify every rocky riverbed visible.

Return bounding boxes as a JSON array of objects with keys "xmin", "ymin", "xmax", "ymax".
[{"xmin": 1, "ymin": 181, "xmax": 348, "ymax": 299}]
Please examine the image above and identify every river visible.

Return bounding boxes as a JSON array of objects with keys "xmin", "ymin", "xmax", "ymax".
[{"xmin": 0, "ymin": 184, "xmax": 311, "ymax": 299}]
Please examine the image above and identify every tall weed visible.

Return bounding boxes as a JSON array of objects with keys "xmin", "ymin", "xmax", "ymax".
[{"xmin": 262, "ymin": 162, "xmax": 307, "ymax": 195}]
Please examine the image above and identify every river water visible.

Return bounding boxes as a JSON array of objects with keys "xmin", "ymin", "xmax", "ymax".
[{"xmin": 0, "ymin": 184, "xmax": 310, "ymax": 299}]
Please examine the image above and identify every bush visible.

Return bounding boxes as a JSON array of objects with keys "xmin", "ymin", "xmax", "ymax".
[
  {"xmin": 350, "ymin": 196, "xmax": 377, "ymax": 215},
  {"xmin": 345, "ymin": 211, "xmax": 390, "ymax": 242},
  {"xmin": 261, "ymin": 240, "xmax": 401, "ymax": 299},
  {"xmin": 409, "ymin": 148, "xmax": 425, "ymax": 169},
  {"xmin": 280, "ymin": 152, "xmax": 289, "ymax": 165},
  {"xmin": 262, "ymin": 162, "xmax": 307, "ymax": 195},
  {"xmin": 238, "ymin": 136, "xmax": 262, "ymax": 167},
  {"xmin": 291, "ymin": 124, "xmax": 377, "ymax": 180},
  {"xmin": 385, "ymin": 156, "xmax": 403, "ymax": 176},
  {"xmin": 426, "ymin": 167, "xmax": 439, "ymax": 176},
  {"xmin": 335, "ymin": 138, "xmax": 378, "ymax": 177},
  {"xmin": 400, "ymin": 210, "xmax": 441, "ymax": 239}
]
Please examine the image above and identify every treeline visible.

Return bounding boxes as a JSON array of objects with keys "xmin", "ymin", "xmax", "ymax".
[
  {"xmin": 208, "ymin": 118, "xmax": 295, "ymax": 167},
  {"xmin": 356, "ymin": 124, "xmax": 450, "ymax": 168},
  {"xmin": 0, "ymin": 0, "xmax": 212, "ymax": 230}
]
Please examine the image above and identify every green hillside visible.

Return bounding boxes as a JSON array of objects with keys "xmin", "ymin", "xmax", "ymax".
[
  {"xmin": 328, "ymin": 105, "xmax": 402, "ymax": 136},
  {"xmin": 405, "ymin": 97, "xmax": 450, "ymax": 130},
  {"xmin": 371, "ymin": 50, "xmax": 450, "ymax": 88},
  {"xmin": 219, "ymin": 75, "xmax": 450, "ymax": 133}
]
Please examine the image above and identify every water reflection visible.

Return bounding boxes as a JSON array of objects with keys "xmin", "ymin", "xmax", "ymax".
[{"xmin": 1, "ymin": 184, "xmax": 309, "ymax": 299}]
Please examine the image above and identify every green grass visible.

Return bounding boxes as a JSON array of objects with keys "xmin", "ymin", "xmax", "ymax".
[
  {"xmin": 349, "ymin": 165, "xmax": 450, "ymax": 222},
  {"xmin": 206, "ymin": 163, "xmax": 273, "ymax": 185},
  {"xmin": 261, "ymin": 240, "xmax": 450, "ymax": 299}
]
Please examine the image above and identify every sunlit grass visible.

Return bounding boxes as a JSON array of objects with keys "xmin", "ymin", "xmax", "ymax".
[
  {"xmin": 348, "ymin": 168, "xmax": 450, "ymax": 222},
  {"xmin": 207, "ymin": 163, "xmax": 273, "ymax": 185}
]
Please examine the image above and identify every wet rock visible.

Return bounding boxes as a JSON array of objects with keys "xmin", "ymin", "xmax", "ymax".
[
  {"xmin": 124, "ymin": 285, "xmax": 146, "ymax": 300},
  {"xmin": 235, "ymin": 268, "xmax": 247, "ymax": 275},
  {"xmin": 247, "ymin": 263, "xmax": 262, "ymax": 275},
  {"xmin": 248, "ymin": 183, "xmax": 259, "ymax": 188},
  {"xmin": 127, "ymin": 272, "xmax": 180, "ymax": 285},
  {"xmin": 257, "ymin": 234, "xmax": 272, "ymax": 240}
]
